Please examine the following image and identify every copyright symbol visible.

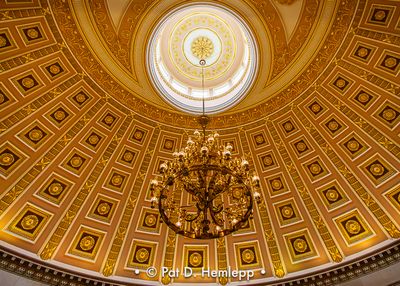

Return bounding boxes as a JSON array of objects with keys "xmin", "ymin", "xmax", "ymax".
[{"xmin": 146, "ymin": 266, "xmax": 157, "ymax": 278}]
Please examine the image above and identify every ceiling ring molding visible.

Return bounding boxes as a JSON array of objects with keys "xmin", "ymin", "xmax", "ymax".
[
  {"xmin": 0, "ymin": 242, "xmax": 399, "ymax": 286},
  {"xmin": 146, "ymin": 3, "xmax": 259, "ymax": 114},
  {"xmin": 54, "ymin": 0, "xmax": 358, "ymax": 128}
]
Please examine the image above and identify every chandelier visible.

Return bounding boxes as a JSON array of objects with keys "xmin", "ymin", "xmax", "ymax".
[{"xmin": 149, "ymin": 60, "xmax": 261, "ymax": 239}]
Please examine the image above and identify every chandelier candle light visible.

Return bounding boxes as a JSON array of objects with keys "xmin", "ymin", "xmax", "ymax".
[{"xmin": 150, "ymin": 59, "xmax": 261, "ymax": 239}]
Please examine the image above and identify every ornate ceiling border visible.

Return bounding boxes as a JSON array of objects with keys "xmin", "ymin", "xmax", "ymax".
[
  {"xmin": 46, "ymin": 0, "xmax": 359, "ymax": 129},
  {"xmin": 0, "ymin": 242, "xmax": 399, "ymax": 286}
]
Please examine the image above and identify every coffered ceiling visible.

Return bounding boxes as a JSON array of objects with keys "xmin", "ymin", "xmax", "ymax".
[{"xmin": 0, "ymin": 0, "xmax": 399, "ymax": 285}]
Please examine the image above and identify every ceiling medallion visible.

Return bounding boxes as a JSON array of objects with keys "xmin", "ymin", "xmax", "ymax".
[
  {"xmin": 191, "ymin": 36, "xmax": 214, "ymax": 60},
  {"xmin": 147, "ymin": 4, "xmax": 258, "ymax": 114},
  {"xmin": 150, "ymin": 59, "xmax": 261, "ymax": 239},
  {"xmin": 21, "ymin": 214, "xmax": 39, "ymax": 230},
  {"xmin": 48, "ymin": 182, "xmax": 63, "ymax": 196},
  {"xmin": 79, "ymin": 236, "xmax": 95, "ymax": 251},
  {"xmin": 0, "ymin": 152, "xmax": 15, "ymax": 166}
]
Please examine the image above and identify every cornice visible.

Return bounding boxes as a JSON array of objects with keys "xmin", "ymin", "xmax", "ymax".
[{"xmin": 0, "ymin": 242, "xmax": 399, "ymax": 286}]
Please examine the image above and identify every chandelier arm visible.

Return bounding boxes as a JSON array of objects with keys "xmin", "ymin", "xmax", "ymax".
[
  {"xmin": 208, "ymin": 170, "xmax": 218, "ymax": 189},
  {"xmin": 209, "ymin": 203, "xmax": 224, "ymax": 226},
  {"xmin": 176, "ymin": 169, "xmax": 204, "ymax": 200},
  {"xmin": 207, "ymin": 171, "xmax": 219, "ymax": 198},
  {"xmin": 198, "ymin": 169, "xmax": 206, "ymax": 192},
  {"xmin": 209, "ymin": 179, "xmax": 231, "ymax": 199},
  {"xmin": 211, "ymin": 202, "xmax": 223, "ymax": 214},
  {"xmin": 227, "ymin": 191, "xmax": 254, "ymax": 234},
  {"xmin": 207, "ymin": 171, "xmax": 233, "ymax": 200},
  {"xmin": 184, "ymin": 210, "xmax": 200, "ymax": 222},
  {"xmin": 182, "ymin": 180, "xmax": 200, "ymax": 197}
]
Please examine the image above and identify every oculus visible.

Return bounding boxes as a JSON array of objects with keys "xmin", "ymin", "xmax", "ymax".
[{"xmin": 147, "ymin": 4, "xmax": 258, "ymax": 114}]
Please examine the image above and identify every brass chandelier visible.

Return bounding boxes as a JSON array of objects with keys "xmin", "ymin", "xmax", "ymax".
[{"xmin": 150, "ymin": 60, "xmax": 261, "ymax": 239}]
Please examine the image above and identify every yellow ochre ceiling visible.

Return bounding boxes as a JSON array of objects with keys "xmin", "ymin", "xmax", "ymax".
[{"xmin": 0, "ymin": 0, "xmax": 399, "ymax": 285}]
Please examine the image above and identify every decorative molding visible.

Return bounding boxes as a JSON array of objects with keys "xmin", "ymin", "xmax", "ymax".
[{"xmin": 0, "ymin": 243, "xmax": 399, "ymax": 286}]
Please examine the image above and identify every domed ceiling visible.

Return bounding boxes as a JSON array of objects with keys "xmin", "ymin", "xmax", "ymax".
[
  {"xmin": 147, "ymin": 4, "xmax": 258, "ymax": 114},
  {"xmin": 0, "ymin": 0, "xmax": 399, "ymax": 285}
]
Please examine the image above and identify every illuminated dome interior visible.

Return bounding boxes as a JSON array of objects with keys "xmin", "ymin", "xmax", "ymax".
[{"xmin": 147, "ymin": 4, "xmax": 258, "ymax": 114}]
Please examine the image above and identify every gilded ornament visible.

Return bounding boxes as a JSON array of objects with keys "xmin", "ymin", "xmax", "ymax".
[
  {"xmin": 369, "ymin": 163, "xmax": 384, "ymax": 176},
  {"xmin": 263, "ymin": 156, "xmax": 273, "ymax": 166},
  {"xmin": 346, "ymin": 139, "xmax": 359, "ymax": 151},
  {"xmin": 274, "ymin": 267, "xmax": 285, "ymax": 278},
  {"xmin": 326, "ymin": 188, "xmax": 339, "ymax": 202},
  {"xmin": 134, "ymin": 131, "xmax": 143, "ymax": 140},
  {"xmin": 53, "ymin": 110, "xmax": 66, "ymax": 121},
  {"xmin": 191, "ymin": 36, "xmax": 214, "ymax": 60},
  {"xmin": 357, "ymin": 92, "xmax": 369, "ymax": 103},
  {"xmin": 135, "ymin": 247, "xmax": 150, "ymax": 263},
  {"xmin": 296, "ymin": 142, "xmax": 307, "ymax": 152},
  {"xmin": 335, "ymin": 79, "xmax": 346, "ymax": 88},
  {"xmin": 164, "ymin": 140, "xmax": 173, "ymax": 149},
  {"xmin": 311, "ymin": 103, "xmax": 321, "ymax": 113},
  {"xmin": 21, "ymin": 214, "xmax": 39, "ymax": 230},
  {"xmin": 161, "ymin": 275, "xmax": 171, "ymax": 285},
  {"xmin": 70, "ymin": 156, "xmax": 83, "ymax": 168},
  {"xmin": 49, "ymin": 64, "xmax": 61, "ymax": 74},
  {"xmin": 48, "ymin": 182, "xmax": 63, "ymax": 196},
  {"xmin": 373, "ymin": 10, "xmax": 386, "ymax": 20},
  {"xmin": 328, "ymin": 121, "xmax": 339, "ymax": 131},
  {"xmin": 384, "ymin": 57, "xmax": 397, "ymax": 68},
  {"xmin": 271, "ymin": 179, "xmax": 282, "ymax": 190},
  {"xmin": 111, "ymin": 175, "xmax": 123, "ymax": 186},
  {"xmin": 145, "ymin": 214, "xmax": 157, "ymax": 226},
  {"xmin": 102, "ymin": 260, "xmax": 115, "ymax": 277},
  {"xmin": 328, "ymin": 248, "xmax": 343, "ymax": 263},
  {"xmin": 189, "ymin": 251, "xmax": 203, "ymax": 267},
  {"xmin": 26, "ymin": 28, "xmax": 39, "ymax": 39},
  {"xmin": 241, "ymin": 249, "xmax": 255, "ymax": 263},
  {"xmin": 0, "ymin": 35, "xmax": 7, "ymax": 47},
  {"xmin": 293, "ymin": 238, "xmax": 308, "ymax": 253},
  {"xmin": 309, "ymin": 163, "xmax": 322, "ymax": 175},
  {"xmin": 384, "ymin": 224, "xmax": 400, "ymax": 238},
  {"xmin": 219, "ymin": 276, "xmax": 228, "ymax": 285},
  {"xmin": 22, "ymin": 77, "xmax": 35, "ymax": 88},
  {"xmin": 97, "ymin": 202, "xmax": 110, "ymax": 215},
  {"xmin": 345, "ymin": 219, "xmax": 361, "ymax": 234},
  {"xmin": 255, "ymin": 135, "xmax": 264, "ymax": 144},
  {"xmin": 281, "ymin": 206, "xmax": 293, "ymax": 218},
  {"xmin": 40, "ymin": 243, "xmax": 56, "ymax": 260},
  {"xmin": 75, "ymin": 93, "xmax": 86, "ymax": 103},
  {"xmin": 123, "ymin": 151, "xmax": 133, "ymax": 161},
  {"xmin": 232, "ymin": 188, "xmax": 242, "ymax": 199},
  {"xmin": 0, "ymin": 93, "xmax": 5, "ymax": 104},
  {"xmin": 29, "ymin": 129, "xmax": 43, "ymax": 142},
  {"xmin": 283, "ymin": 122, "xmax": 293, "ymax": 131},
  {"xmin": 88, "ymin": 134, "xmax": 99, "ymax": 145},
  {"xmin": 79, "ymin": 235, "xmax": 95, "ymax": 251},
  {"xmin": 0, "ymin": 152, "xmax": 15, "ymax": 166},
  {"xmin": 382, "ymin": 108, "xmax": 396, "ymax": 121},
  {"xmin": 104, "ymin": 115, "xmax": 114, "ymax": 125},
  {"xmin": 356, "ymin": 47, "xmax": 369, "ymax": 58}
]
